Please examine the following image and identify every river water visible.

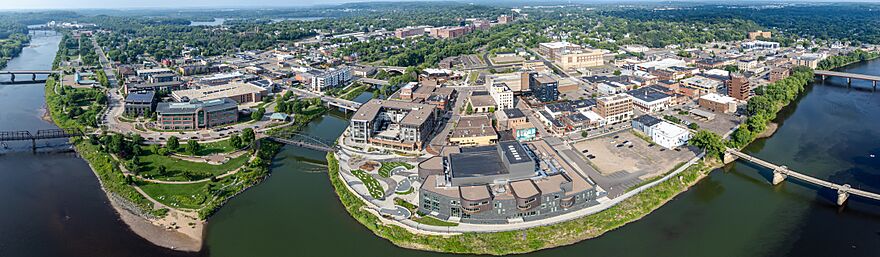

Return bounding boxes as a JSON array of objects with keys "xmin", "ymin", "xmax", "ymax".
[{"xmin": 1, "ymin": 32, "xmax": 878, "ymax": 257}]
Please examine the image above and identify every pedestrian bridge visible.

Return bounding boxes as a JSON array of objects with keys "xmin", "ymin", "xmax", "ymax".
[
  {"xmin": 288, "ymin": 87, "xmax": 363, "ymax": 112},
  {"xmin": 0, "ymin": 128, "xmax": 84, "ymax": 152},
  {"xmin": 726, "ymin": 149, "xmax": 880, "ymax": 205},
  {"xmin": 266, "ymin": 132, "xmax": 336, "ymax": 152}
]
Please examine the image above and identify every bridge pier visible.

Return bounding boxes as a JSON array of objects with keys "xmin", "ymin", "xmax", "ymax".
[
  {"xmin": 837, "ymin": 184, "xmax": 851, "ymax": 206},
  {"xmin": 10, "ymin": 73, "xmax": 14, "ymax": 82},
  {"xmin": 821, "ymin": 75, "xmax": 827, "ymax": 81},
  {"xmin": 31, "ymin": 73, "xmax": 36, "ymax": 81},
  {"xmin": 772, "ymin": 166, "xmax": 787, "ymax": 185},
  {"xmin": 847, "ymin": 78, "xmax": 852, "ymax": 87},
  {"xmin": 722, "ymin": 152, "xmax": 739, "ymax": 164},
  {"xmin": 873, "ymin": 81, "xmax": 877, "ymax": 91},
  {"xmin": 31, "ymin": 138, "xmax": 36, "ymax": 154}
]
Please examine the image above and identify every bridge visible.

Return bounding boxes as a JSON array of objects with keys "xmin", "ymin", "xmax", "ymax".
[
  {"xmin": 288, "ymin": 87, "xmax": 363, "ymax": 112},
  {"xmin": 375, "ymin": 66, "xmax": 407, "ymax": 74},
  {"xmin": 0, "ymin": 70, "xmax": 60, "ymax": 83},
  {"xmin": 815, "ymin": 70, "xmax": 880, "ymax": 89},
  {"xmin": 355, "ymin": 77, "xmax": 390, "ymax": 86},
  {"xmin": 726, "ymin": 149, "xmax": 880, "ymax": 206},
  {"xmin": 266, "ymin": 132, "xmax": 336, "ymax": 152},
  {"xmin": 0, "ymin": 128, "xmax": 84, "ymax": 152}
]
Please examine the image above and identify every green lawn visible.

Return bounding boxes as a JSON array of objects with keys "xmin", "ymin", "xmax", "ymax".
[
  {"xmin": 412, "ymin": 216, "xmax": 459, "ymax": 227},
  {"xmin": 378, "ymin": 162, "xmax": 414, "ymax": 178},
  {"xmin": 138, "ymin": 182, "xmax": 210, "ymax": 210},
  {"xmin": 138, "ymin": 150, "xmax": 249, "ymax": 181},
  {"xmin": 175, "ymin": 138, "xmax": 239, "ymax": 156},
  {"xmin": 351, "ymin": 169, "xmax": 384, "ymax": 199}
]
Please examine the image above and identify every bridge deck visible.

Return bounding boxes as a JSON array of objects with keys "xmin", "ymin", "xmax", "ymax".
[
  {"xmin": 815, "ymin": 70, "xmax": 880, "ymax": 81},
  {"xmin": 0, "ymin": 70, "xmax": 60, "ymax": 75},
  {"xmin": 728, "ymin": 150, "xmax": 880, "ymax": 201}
]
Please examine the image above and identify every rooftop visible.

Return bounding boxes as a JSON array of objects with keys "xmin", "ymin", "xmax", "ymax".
[
  {"xmin": 156, "ymin": 98, "xmax": 238, "ymax": 115},
  {"xmin": 124, "ymin": 91, "xmax": 155, "ymax": 103}
]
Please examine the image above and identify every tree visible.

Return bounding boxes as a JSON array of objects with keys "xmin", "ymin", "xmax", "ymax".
[
  {"xmin": 465, "ymin": 102, "xmax": 474, "ymax": 115},
  {"xmin": 689, "ymin": 130, "xmax": 725, "ymax": 160},
  {"xmin": 167, "ymin": 136, "xmax": 179, "ymax": 150},
  {"xmin": 688, "ymin": 123, "xmax": 700, "ymax": 130},
  {"xmin": 251, "ymin": 107, "xmax": 265, "ymax": 121},
  {"xmin": 157, "ymin": 165, "xmax": 167, "ymax": 176},
  {"xmin": 581, "ymin": 131, "xmax": 589, "ymax": 138},
  {"xmin": 613, "ymin": 70, "xmax": 622, "ymax": 76},
  {"xmin": 229, "ymin": 134, "xmax": 243, "ymax": 149},
  {"xmin": 186, "ymin": 140, "xmax": 201, "ymax": 155},
  {"xmin": 241, "ymin": 128, "xmax": 255, "ymax": 144},
  {"xmin": 746, "ymin": 96, "xmax": 774, "ymax": 116}
]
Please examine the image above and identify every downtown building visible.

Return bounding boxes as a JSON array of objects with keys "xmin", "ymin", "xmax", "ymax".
[
  {"xmin": 155, "ymin": 98, "xmax": 238, "ymax": 130},
  {"xmin": 418, "ymin": 140, "xmax": 601, "ymax": 224},
  {"xmin": 349, "ymin": 99, "xmax": 437, "ymax": 152}
]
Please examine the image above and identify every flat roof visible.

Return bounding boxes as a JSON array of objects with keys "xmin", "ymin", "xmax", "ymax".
[
  {"xmin": 499, "ymin": 140, "xmax": 533, "ymax": 164},
  {"xmin": 172, "ymin": 82, "xmax": 266, "ymax": 102},
  {"xmin": 156, "ymin": 98, "xmax": 237, "ymax": 115},
  {"xmin": 449, "ymin": 149, "xmax": 508, "ymax": 178},
  {"xmin": 502, "ymin": 108, "xmax": 525, "ymax": 119},
  {"xmin": 125, "ymin": 91, "xmax": 155, "ymax": 103},
  {"xmin": 634, "ymin": 114, "xmax": 663, "ymax": 127}
]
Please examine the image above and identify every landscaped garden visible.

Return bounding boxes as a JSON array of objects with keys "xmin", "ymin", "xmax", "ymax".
[
  {"xmin": 351, "ymin": 169, "xmax": 385, "ymax": 199},
  {"xmin": 378, "ymin": 162, "xmax": 414, "ymax": 178}
]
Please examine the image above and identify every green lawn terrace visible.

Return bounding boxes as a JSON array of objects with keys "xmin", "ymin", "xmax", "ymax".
[
  {"xmin": 135, "ymin": 149, "xmax": 250, "ymax": 182},
  {"xmin": 351, "ymin": 169, "xmax": 385, "ymax": 199},
  {"xmin": 378, "ymin": 162, "xmax": 415, "ymax": 178}
]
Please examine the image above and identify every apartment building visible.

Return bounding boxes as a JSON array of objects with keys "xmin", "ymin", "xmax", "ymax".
[
  {"xmin": 488, "ymin": 83, "xmax": 514, "ymax": 109},
  {"xmin": 596, "ymin": 94, "xmax": 633, "ymax": 125},
  {"xmin": 311, "ymin": 67, "xmax": 352, "ymax": 92},
  {"xmin": 349, "ymin": 99, "xmax": 437, "ymax": 152}
]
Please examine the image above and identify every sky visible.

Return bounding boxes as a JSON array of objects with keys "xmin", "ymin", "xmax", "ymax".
[{"xmin": 0, "ymin": 0, "xmax": 388, "ymax": 10}]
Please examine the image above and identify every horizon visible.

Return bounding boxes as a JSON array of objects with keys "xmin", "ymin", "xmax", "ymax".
[{"xmin": 4, "ymin": 0, "xmax": 879, "ymax": 11}]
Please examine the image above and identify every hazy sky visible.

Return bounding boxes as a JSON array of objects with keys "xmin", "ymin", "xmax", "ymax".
[{"xmin": 0, "ymin": 0, "xmax": 389, "ymax": 10}]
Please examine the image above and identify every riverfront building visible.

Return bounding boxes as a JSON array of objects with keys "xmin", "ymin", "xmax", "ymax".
[
  {"xmin": 349, "ymin": 99, "xmax": 437, "ymax": 152},
  {"xmin": 419, "ymin": 140, "xmax": 601, "ymax": 224},
  {"xmin": 171, "ymin": 82, "xmax": 267, "ymax": 104},
  {"xmin": 155, "ymin": 98, "xmax": 238, "ymax": 130}
]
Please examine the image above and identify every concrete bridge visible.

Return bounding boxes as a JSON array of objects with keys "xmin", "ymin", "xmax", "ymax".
[
  {"xmin": 288, "ymin": 87, "xmax": 363, "ymax": 112},
  {"xmin": 726, "ymin": 149, "xmax": 880, "ymax": 206},
  {"xmin": 355, "ymin": 77, "xmax": 390, "ymax": 86},
  {"xmin": 266, "ymin": 132, "xmax": 336, "ymax": 152},
  {"xmin": 0, "ymin": 128, "xmax": 84, "ymax": 153},
  {"xmin": 0, "ymin": 70, "xmax": 60, "ymax": 83},
  {"xmin": 815, "ymin": 70, "xmax": 880, "ymax": 89},
  {"xmin": 375, "ymin": 66, "xmax": 407, "ymax": 74}
]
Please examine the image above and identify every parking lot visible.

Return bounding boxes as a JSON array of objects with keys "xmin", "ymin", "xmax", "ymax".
[{"xmin": 572, "ymin": 130, "xmax": 699, "ymax": 180}]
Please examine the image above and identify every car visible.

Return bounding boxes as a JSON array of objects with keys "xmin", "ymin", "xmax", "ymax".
[
  {"xmin": 660, "ymin": 148, "xmax": 666, "ymax": 152},
  {"xmin": 587, "ymin": 155, "xmax": 596, "ymax": 159},
  {"xmin": 616, "ymin": 144, "xmax": 624, "ymax": 148},
  {"xmin": 674, "ymin": 148, "xmax": 681, "ymax": 152},
  {"xmin": 614, "ymin": 135, "xmax": 620, "ymax": 139},
  {"xmin": 648, "ymin": 143, "xmax": 655, "ymax": 147},
  {"xmin": 581, "ymin": 149, "xmax": 589, "ymax": 153},
  {"xmin": 628, "ymin": 145, "xmax": 634, "ymax": 148}
]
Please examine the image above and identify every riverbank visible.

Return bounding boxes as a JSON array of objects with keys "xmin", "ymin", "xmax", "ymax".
[{"xmin": 328, "ymin": 151, "xmax": 724, "ymax": 255}]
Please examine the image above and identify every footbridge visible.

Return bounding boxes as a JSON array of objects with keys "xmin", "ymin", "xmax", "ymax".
[
  {"xmin": 0, "ymin": 128, "xmax": 84, "ymax": 152},
  {"xmin": 266, "ymin": 132, "xmax": 336, "ymax": 152},
  {"xmin": 375, "ymin": 66, "xmax": 407, "ymax": 74},
  {"xmin": 726, "ymin": 149, "xmax": 880, "ymax": 205},
  {"xmin": 815, "ymin": 70, "xmax": 880, "ymax": 89},
  {"xmin": 0, "ymin": 70, "xmax": 60, "ymax": 83}
]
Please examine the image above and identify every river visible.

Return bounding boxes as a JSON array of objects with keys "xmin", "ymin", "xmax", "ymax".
[{"xmin": 1, "ymin": 32, "xmax": 878, "ymax": 257}]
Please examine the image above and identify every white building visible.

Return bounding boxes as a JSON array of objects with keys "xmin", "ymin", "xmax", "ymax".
[
  {"xmin": 632, "ymin": 115, "xmax": 691, "ymax": 149},
  {"xmin": 488, "ymin": 83, "xmax": 514, "ymax": 110},
  {"xmin": 311, "ymin": 67, "xmax": 352, "ymax": 93},
  {"xmin": 741, "ymin": 40, "xmax": 780, "ymax": 51},
  {"xmin": 652, "ymin": 122, "xmax": 692, "ymax": 149}
]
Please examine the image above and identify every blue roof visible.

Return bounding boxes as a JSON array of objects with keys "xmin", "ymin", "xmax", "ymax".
[{"xmin": 125, "ymin": 91, "xmax": 155, "ymax": 103}]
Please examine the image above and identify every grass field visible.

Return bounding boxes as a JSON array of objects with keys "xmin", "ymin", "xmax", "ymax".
[
  {"xmin": 138, "ymin": 150, "xmax": 249, "ymax": 181},
  {"xmin": 139, "ymin": 182, "xmax": 210, "ymax": 210}
]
